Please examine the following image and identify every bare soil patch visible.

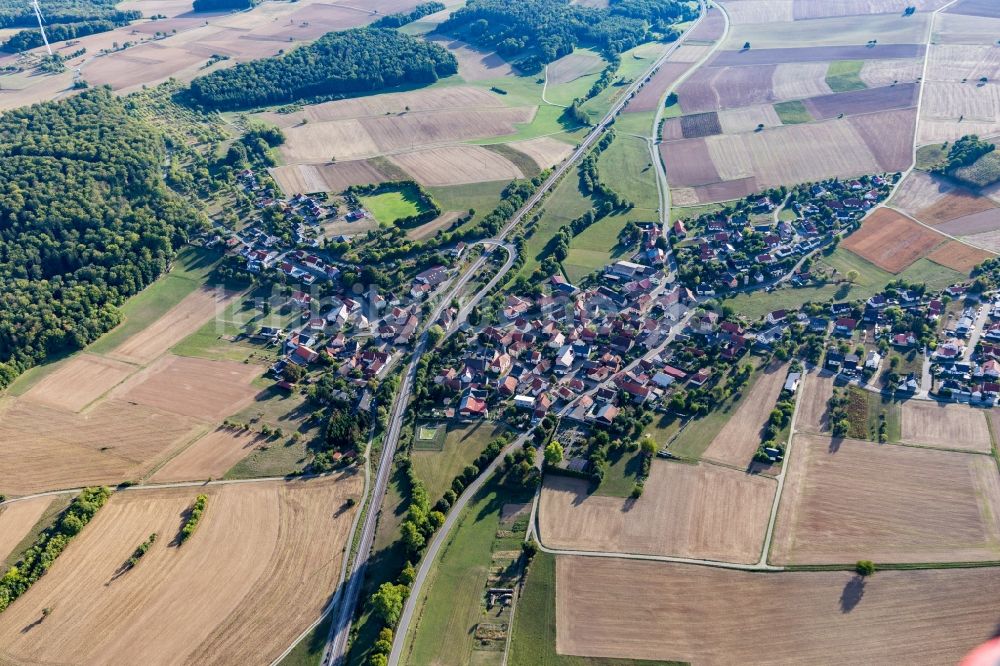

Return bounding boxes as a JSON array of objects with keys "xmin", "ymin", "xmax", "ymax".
[
  {"xmin": 0, "ymin": 474, "xmax": 362, "ymax": 665},
  {"xmin": 504, "ymin": 136, "xmax": 573, "ymax": 169},
  {"xmin": 556, "ymin": 555, "xmax": 1000, "ymax": 664},
  {"xmin": 149, "ymin": 427, "xmax": 266, "ymax": 483},
  {"xmin": 926, "ymin": 240, "xmax": 994, "ymax": 271},
  {"xmin": 840, "ymin": 208, "xmax": 944, "ymax": 273},
  {"xmin": 387, "ymin": 145, "xmax": 522, "ymax": 186},
  {"xmin": 111, "ymin": 354, "xmax": 260, "ymax": 422},
  {"xmin": 108, "ymin": 286, "xmax": 240, "ymax": 365},
  {"xmin": 900, "ymin": 400, "xmax": 993, "ymax": 451},
  {"xmin": 691, "ymin": 177, "xmax": 760, "ymax": 203},
  {"xmin": 660, "ymin": 136, "xmax": 721, "ymax": 186},
  {"xmin": 0, "ymin": 497, "xmax": 53, "ymax": 563},
  {"xmin": 626, "ymin": 62, "xmax": 692, "ymax": 113},
  {"xmin": 269, "ymin": 161, "xmax": 388, "ymax": 196},
  {"xmin": 702, "ymin": 362, "xmax": 789, "ymax": 468},
  {"xmin": 0, "ymin": 398, "xmax": 202, "ymax": 496},
  {"xmin": 22, "ymin": 354, "xmax": 135, "ymax": 412},
  {"xmin": 936, "ymin": 207, "xmax": 1000, "ymax": 236},
  {"xmin": 772, "ymin": 433, "xmax": 1000, "ymax": 563},
  {"xmin": 711, "ymin": 44, "xmax": 925, "ymax": 67},
  {"xmin": 849, "ymin": 107, "xmax": 917, "ymax": 171},
  {"xmin": 539, "ymin": 461, "xmax": 775, "ymax": 564},
  {"xmin": 677, "ymin": 64, "xmax": 778, "ymax": 113},
  {"xmin": 802, "ymin": 82, "xmax": 918, "ymax": 119}
]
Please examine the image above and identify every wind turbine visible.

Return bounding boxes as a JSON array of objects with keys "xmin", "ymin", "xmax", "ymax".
[{"xmin": 31, "ymin": 0, "xmax": 53, "ymax": 56}]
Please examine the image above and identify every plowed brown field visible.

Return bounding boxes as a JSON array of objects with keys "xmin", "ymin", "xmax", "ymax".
[{"xmin": 840, "ymin": 208, "xmax": 944, "ymax": 273}]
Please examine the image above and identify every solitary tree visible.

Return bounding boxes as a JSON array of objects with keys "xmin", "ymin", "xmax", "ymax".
[
  {"xmin": 856, "ymin": 559, "xmax": 876, "ymax": 576},
  {"xmin": 544, "ymin": 440, "xmax": 564, "ymax": 466},
  {"xmin": 846, "ymin": 269, "xmax": 860, "ymax": 284},
  {"xmin": 743, "ymin": 41, "xmax": 751, "ymax": 50}
]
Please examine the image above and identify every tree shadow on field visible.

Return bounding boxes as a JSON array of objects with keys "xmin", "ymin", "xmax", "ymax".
[{"xmin": 840, "ymin": 575, "xmax": 866, "ymax": 613}]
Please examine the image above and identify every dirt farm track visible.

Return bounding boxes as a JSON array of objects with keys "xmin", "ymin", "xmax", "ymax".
[
  {"xmin": 556, "ymin": 555, "xmax": 1000, "ymax": 665},
  {"xmin": 0, "ymin": 474, "xmax": 361, "ymax": 666}
]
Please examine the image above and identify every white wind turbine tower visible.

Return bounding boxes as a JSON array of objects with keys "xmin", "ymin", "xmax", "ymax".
[{"xmin": 31, "ymin": 0, "xmax": 53, "ymax": 55}]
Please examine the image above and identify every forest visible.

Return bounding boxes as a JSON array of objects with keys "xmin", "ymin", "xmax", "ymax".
[
  {"xmin": 1, "ymin": 11, "xmax": 139, "ymax": 51},
  {"xmin": 439, "ymin": 0, "xmax": 693, "ymax": 72},
  {"xmin": 187, "ymin": 27, "xmax": 458, "ymax": 110},
  {"xmin": 192, "ymin": 0, "xmax": 257, "ymax": 12},
  {"xmin": 372, "ymin": 2, "xmax": 445, "ymax": 28},
  {"xmin": 0, "ymin": 0, "xmax": 125, "ymax": 27},
  {"xmin": 0, "ymin": 89, "xmax": 203, "ymax": 387}
]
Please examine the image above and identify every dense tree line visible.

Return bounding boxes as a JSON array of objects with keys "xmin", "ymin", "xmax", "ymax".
[
  {"xmin": 180, "ymin": 494, "xmax": 208, "ymax": 542},
  {"xmin": 0, "ymin": 89, "xmax": 204, "ymax": 388},
  {"xmin": 0, "ymin": 486, "xmax": 111, "ymax": 612},
  {"xmin": 188, "ymin": 28, "xmax": 458, "ymax": 110},
  {"xmin": 0, "ymin": 0, "xmax": 121, "ymax": 28},
  {"xmin": 934, "ymin": 134, "xmax": 994, "ymax": 174},
  {"xmin": 439, "ymin": 0, "xmax": 692, "ymax": 73},
  {"xmin": 1, "ymin": 11, "xmax": 139, "ymax": 51},
  {"xmin": 372, "ymin": 1, "xmax": 445, "ymax": 28}
]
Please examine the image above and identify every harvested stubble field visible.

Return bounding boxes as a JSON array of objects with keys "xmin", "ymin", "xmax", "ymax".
[
  {"xmin": 772, "ymin": 62, "xmax": 832, "ymax": 99},
  {"xmin": 109, "ymin": 354, "xmax": 260, "ymax": 422},
  {"xmin": 711, "ymin": 43, "xmax": 925, "ymax": 67},
  {"xmin": 546, "ymin": 50, "xmax": 605, "ymax": 85},
  {"xmin": 676, "ymin": 64, "xmax": 778, "ymax": 113},
  {"xmin": 926, "ymin": 240, "xmax": 994, "ymax": 271},
  {"xmin": 717, "ymin": 104, "xmax": 783, "ymax": 133},
  {"xmin": 701, "ymin": 362, "xmax": 789, "ymax": 468},
  {"xmin": 503, "ymin": 136, "xmax": 574, "ymax": 169},
  {"xmin": 107, "ymin": 286, "xmax": 241, "ymax": 365},
  {"xmin": 721, "ymin": 0, "xmax": 794, "ymax": 24},
  {"xmin": 796, "ymin": 371, "xmax": 836, "ymax": 434},
  {"xmin": 947, "ymin": 0, "xmax": 1000, "ymax": 18},
  {"xmin": 426, "ymin": 35, "xmax": 516, "ymax": 81},
  {"xmin": 406, "ymin": 210, "xmax": 462, "ymax": 240},
  {"xmin": 278, "ymin": 107, "xmax": 537, "ymax": 164},
  {"xmin": 149, "ymin": 427, "xmax": 268, "ymax": 483},
  {"xmin": 723, "ymin": 13, "xmax": 930, "ymax": 49},
  {"xmin": 387, "ymin": 145, "xmax": 523, "ymax": 186},
  {"xmin": 927, "ymin": 45, "xmax": 1000, "ymax": 85},
  {"xmin": 0, "ymin": 398, "xmax": 202, "ymax": 496},
  {"xmin": 686, "ymin": 5, "xmax": 727, "ymax": 41},
  {"xmin": 269, "ymin": 161, "xmax": 389, "ymax": 196},
  {"xmin": 898, "ymin": 399, "xmax": 993, "ymax": 452},
  {"xmin": 555, "ymin": 555, "xmax": 1000, "ymax": 665},
  {"xmin": 21, "ymin": 353, "xmax": 136, "ymax": 413},
  {"xmin": 625, "ymin": 62, "xmax": 692, "ymax": 113},
  {"xmin": 793, "ymin": 0, "xmax": 950, "ymax": 19},
  {"xmin": 0, "ymin": 474, "xmax": 362, "ymax": 665},
  {"xmin": 802, "ymin": 82, "xmax": 918, "ymax": 119},
  {"xmin": 256, "ymin": 86, "xmax": 506, "ymax": 129},
  {"xmin": 859, "ymin": 57, "xmax": 923, "ymax": 87},
  {"xmin": 892, "ymin": 171, "xmax": 998, "ymax": 224},
  {"xmin": 0, "ymin": 496, "xmax": 53, "ymax": 563},
  {"xmin": 539, "ymin": 461, "xmax": 775, "ymax": 564},
  {"xmin": 771, "ymin": 433, "xmax": 1000, "ymax": 564},
  {"xmin": 840, "ymin": 208, "xmax": 945, "ymax": 273}
]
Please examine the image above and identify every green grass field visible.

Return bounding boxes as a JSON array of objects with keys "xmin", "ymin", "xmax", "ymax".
[
  {"xmin": 544, "ymin": 50, "xmax": 607, "ymax": 107},
  {"xmin": 825, "ymin": 60, "xmax": 867, "ymax": 92},
  {"xmin": 773, "ymin": 100, "xmax": 813, "ymax": 125},
  {"xmin": 561, "ymin": 210, "xmax": 645, "ymax": 283},
  {"xmin": 724, "ymin": 249, "xmax": 965, "ymax": 320},
  {"xmin": 223, "ymin": 387, "xmax": 320, "ymax": 479},
  {"xmin": 669, "ymin": 200, "xmax": 728, "ymax": 223},
  {"xmin": 403, "ymin": 474, "xmax": 532, "ymax": 666},
  {"xmin": 914, "ymin": 142, "xmax": 948, "ymax": 171},
  {"xmin": 277, "ymin": 612, "xmax": 332, "ymax": 666},
  {"xmin": 361, "ymin": 184, "xmax": 432, "ymax": 224},
  {"xmin": 594, "ymin": 446, "xmax": 644, "ymax": 497},
  {"xmin": 598, "ymin": 133, "xmax": 660, "ymax": 213},
  {"xmin": 520, "ymin": 175, "xmax": 595, "ymax": 278},
  {"xmin": 641, "ymin": 413, "xmax": 684, "ymax": 448},
  {"xmin": 613, "ymin": 109, "xmax": 656, "ymax": 137},
  {"xmin": 411, "ymin": 420, "xmax": 509, "ymax": 503},
  {"xmin": 483, "ymin": 142, "xmax": 544, "ymax": 178},
  {"xmin": 508, "ymin": 551, "xmax": 684, "ymax": 666}
]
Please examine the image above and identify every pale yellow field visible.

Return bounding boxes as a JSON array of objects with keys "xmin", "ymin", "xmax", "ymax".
[
  {"xmin": 387, "ymin": 145, "xmax": 523, "ymax": 186},
  {"xmin": 539, "ymin": 461, "xmax": 775, "ymax": 564},
  {"xmin": 724, "ymin": 12, "xmax": 930, "ymax": 49},
  {"xmin": 110, "ymin": 354, "xmax": 260, "ymax": 422},
  {"xmin": 546, "ymin": 50, "xmax": 605, "ymax": 85},
  {"xmin": 717, "ymin": 104, "xmax": 783, "ymax": 134},
  {"xmin": 269, "ymin": 161, "xmax": 389, "ymax": 196},
  {"xmin": 899, "ymin": 400, "xmax": 993, "ymax": 452},
  {"xmin": 796, "ymin": 371, "xmax": 836, "ymax": 434},
  {"xmin": 406, "ymin": 211, "xmax": 463, "ymax": 241},
  {"xmin": 149, "ymin": 427, "xmax": 266, "ymax": 483},
  {"xmin": 771, "ymin": 62, "xmax": 832, "ymax": 100},
  {"xmin": 556, "ymin": 555, "xmax": 1000, "ymax": 665},
  {"xmin": 0, "ymin": 497, "xmax": 54, "ymax": 563},
  {"xmin": 0, "ymin": 474, "xmax": 362, "ymax": 665},
  {"xmin": 702, "ymin": 362, "xmax": 789, "ymax": 468},
  {"xmin": 22, "ymin": 353, "xmax": 136, "ymax": 412},
  {"xmin": 720, "ymin": 0, "xmax": 794, "ymax": 24},
  {"xmin": 504, "ymin": 136, "xmax": 574, "ymax": 169},
  {"xmin": 108, "ymin": 287, "xmax": 241, "ymax": 365},
  {"xmin": 771, "ymin": 434, "xmax": 1000, "ymax": 564},
  {"xmin": 859, "ymin": 58, "xmax": 923, "ymax": 87}
]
